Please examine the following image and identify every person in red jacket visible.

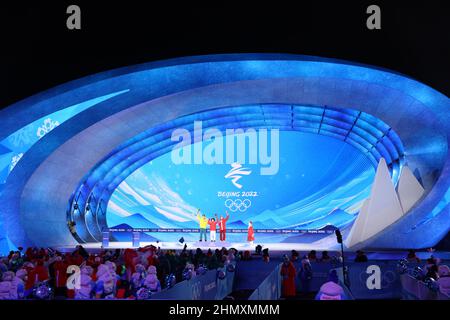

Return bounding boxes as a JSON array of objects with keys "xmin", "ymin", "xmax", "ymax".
[
  {"xmin": 218, "ymin": 212, "xmax": 230, "ymax": 242},
  {"xmin": 124, "ymin": 248, "xmax": 138, "ymax": 279},
  {"xmin": 53, "ymin": 256, "xmax": 69, "ymax": 297},
  {"xmin": 25, "ymin": 260, "xmax": 49, "ymax": 291},
  {"xmin": 247, "ymin": 221, "xmax": 255, "ymax": 245},
  {"xmin": 208, "ymin": 216, "xmax": 218, "ymax": 242},
  {"xmin": 280, "ymin": 255, "xmax": 297, "ymax": 298}
]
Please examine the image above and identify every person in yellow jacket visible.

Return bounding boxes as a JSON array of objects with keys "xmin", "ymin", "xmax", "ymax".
[{"xmin": 195, "ymin": 209, "xmax": 209, "ymax": 242}]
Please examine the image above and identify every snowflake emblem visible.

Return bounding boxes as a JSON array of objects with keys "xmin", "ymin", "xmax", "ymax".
[
  {"xmin": 36, "ymin": 118, "xmax": 60, "ymax": 139},
  {"xmin": 9, "ymin": 153, "xmax": 24, "ymax": 172}
]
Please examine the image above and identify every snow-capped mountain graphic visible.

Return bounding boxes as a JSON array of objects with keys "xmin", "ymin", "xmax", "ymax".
[
  {"xmin": 111, "ymin": 213, "xmax": 159, "ymax": 229},
  {"xmin": 106, "ymin": 144, "xmax": 376, "ymax": 238},
  {"xmin": 227, "ymin": 220, "xmax": 248, "ymax": 229}
]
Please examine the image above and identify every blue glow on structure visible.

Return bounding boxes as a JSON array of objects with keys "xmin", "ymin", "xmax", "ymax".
[
  {"xmin": 0, "ymin": 89, "xmax": 129, "ymax": 183},
  {"xmin": 0, "ymin": 89, "xmax": 129, "ymax": 251},
  {"xmin": 0, "ymin": 54, "xmax": 448, "ymax": 251},
  {"xmin": 68, "ymin": 103, "xmax": 403, "ymax": 242},
  {"xmin": 105, "ymin": 131, "xmax": 375, "ymax": 243}
]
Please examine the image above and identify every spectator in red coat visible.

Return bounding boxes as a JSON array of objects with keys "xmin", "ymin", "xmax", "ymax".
[
  {"xmin": 25, "ymin": 260, "xmax": 49, "ymax": 290},
  {"xmin": 71, "ymin": 252, "xmax": 84, "ymax": 266},
  {"xmin": 124, "ymin": 248, "xmax": 138, "ymax": 279},
  {"xmin": 53, "ymin": 256, "xmax": 69, "ymax": 297},
  {"xmin": 280, "ymin": 255, "xmax": 297, "ymax": 298}
]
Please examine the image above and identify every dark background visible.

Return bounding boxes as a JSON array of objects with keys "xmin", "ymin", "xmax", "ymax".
[{"xmin": 0, "ymin": 1, "xmax": 448, "ymax": 108}]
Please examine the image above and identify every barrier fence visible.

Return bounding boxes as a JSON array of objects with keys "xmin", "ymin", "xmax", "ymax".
[
  {"xmin": 338, "ymin": 261, "xmax": 450, "ymax": 300},
  {"xmin": 248, "ymin": 263, "xmax": 282, "ymax": 300},
  {"xmin": 152, "ymin": 258, "xmax": 450, "ymax": 300},
  {"xmin": 400, "ymin": 274, "xmax": 450, "ymax": 300},
  {"xmin": 148, "ymin": 260, "xmax": 449, "ymax": 300},
  {"xmin": 342, "ymin": 261, "xmax": 403, "ymax": 299},
  {"xmin": 151, "ymin": 263, "xmax": 235, "ymax": 300}
]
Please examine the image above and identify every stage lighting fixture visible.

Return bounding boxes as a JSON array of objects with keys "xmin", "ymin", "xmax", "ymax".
[
  {"xmin": 179, "ymin": 237, "xmax": 185, "ymax": 244},
  {"xmin": 335, "ymin": 228, "xmax": 350, "ymax": 288},
  {"xmin": 335, "ymin": 229, "xmax": 343, "ymax": 243}
]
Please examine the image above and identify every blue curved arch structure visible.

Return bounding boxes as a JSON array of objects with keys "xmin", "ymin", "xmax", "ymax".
[
  {"xmin": 0, "ymin": 54, "xmax": 448, "ymax": 250},
  {"xmin": 70, "ymin": 104, "xmax": 405, "ymax": 243}
]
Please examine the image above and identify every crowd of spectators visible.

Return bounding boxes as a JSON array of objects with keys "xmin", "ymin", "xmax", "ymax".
[
  {"xmin": 1, "ymin": 245, "xmax": 449, "ymax": 300},
  {"xmin": 0, "ymin": 245, "xmax": 237, "ymax": 299},
  {"xmin": 411, "ymin": 251, "xmax": 450, "ymax": 295}
]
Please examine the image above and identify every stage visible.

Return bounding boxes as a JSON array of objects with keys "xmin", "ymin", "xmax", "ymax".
[
  {"xmin": 1, "ymin": 55, "xmax": 449, "ymax": 257},
  {"xmin": 63, "ymin": 241, "xmax": 340, "ymax": 252},
  {"xmin": 57, "ymin": 241, "xmax": 450, "ymax": 261}
]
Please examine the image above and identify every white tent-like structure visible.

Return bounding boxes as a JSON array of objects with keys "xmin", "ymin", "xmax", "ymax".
[{"xmin": 345, "ymin": 158, "xmax": 425, "ymax": 249}]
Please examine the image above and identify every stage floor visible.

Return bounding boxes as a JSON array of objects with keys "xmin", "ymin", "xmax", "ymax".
[
  {"xmin": 59, "ymin": 241, "xmax": 450, "ymax": 261},
  {"xmin": 71, "ymin": 241, "xmax": 339, "ymax": 252}
]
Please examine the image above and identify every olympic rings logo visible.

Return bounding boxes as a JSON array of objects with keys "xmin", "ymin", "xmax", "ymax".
[{"xmin": 224, "ymin": 198, "xmax": 251, "ymax": 212}]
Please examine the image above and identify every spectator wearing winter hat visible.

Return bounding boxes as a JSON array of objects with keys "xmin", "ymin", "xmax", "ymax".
[
  {"xmin": 94, "ymin": 264, "xmax": 116, "ymax": 299},
  {"xmin": 185, "ymin": 263, "xmax": 196, "ymax": 279},
  {"xmin": 0, "ymin": 271, "xmax": 19, "ymax": 299},
  {"xmin": 144, "ymin": 265, "xmax": 161, "ymax": 293},
  {"xmin": 131, "ymin": 264, "xmax": 146, "ymax": 292},
  {"xmin": 437, "ymin": 265, "xmax": 450, "ymax": 295},
  {"xmin": 104, "ymin": 260, "xmax": 118, "ymax": 284},
  {"xmin": 15, "ymin": 269, "xmax": 27, "ymax": 299},
  {"xmin": 75, "ymin": 266, "xmax": 95, "ymax": 299},
  {"xmin": 298, "ymin": 256, "xmax": 313, "ymax": 293},
  {"xmin": 144, "ymin": 273, "xmax": 161, "ymax": 293},
  {"xmin": 315, "ymin": 270, "xmax": 347, "ymax": 300}
]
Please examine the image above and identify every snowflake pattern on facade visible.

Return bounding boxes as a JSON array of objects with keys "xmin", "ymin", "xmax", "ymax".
[
  {"xmin": 36, "ymin": 118, "xmax": 60, "ymax": 139},
  {"xmin": 9, "ymin": 153, "xmax": 24, "ymax": 172}
]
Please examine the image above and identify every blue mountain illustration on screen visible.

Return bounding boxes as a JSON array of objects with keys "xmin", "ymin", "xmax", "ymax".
[
  {"xmin": 297, "ymin": 209, "xmax": 356, "ymax": 230},
  {"xmin": 252, "ymin": 219, "xmax": 281, "ymax": 229},
  {"xmin": 112, "ymin": 213, "xmax": 160, "ymax": 229},
  {"xmin": 126, "ymin": 205, "xmax": 198, "ymax": 229},
  {"xmin": 227, "ymin": 220, "xmax": 248, "ymax": 229}
]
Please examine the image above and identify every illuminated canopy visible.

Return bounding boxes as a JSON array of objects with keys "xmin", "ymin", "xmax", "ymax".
[{"xmin": 0, "ymin": 54, "xmax": 448, "ymax": 250}]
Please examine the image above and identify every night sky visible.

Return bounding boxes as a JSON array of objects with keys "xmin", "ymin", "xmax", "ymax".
[{"xmin": 0, "ymin": 1, "xmax": 448, "ymax": 108}]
